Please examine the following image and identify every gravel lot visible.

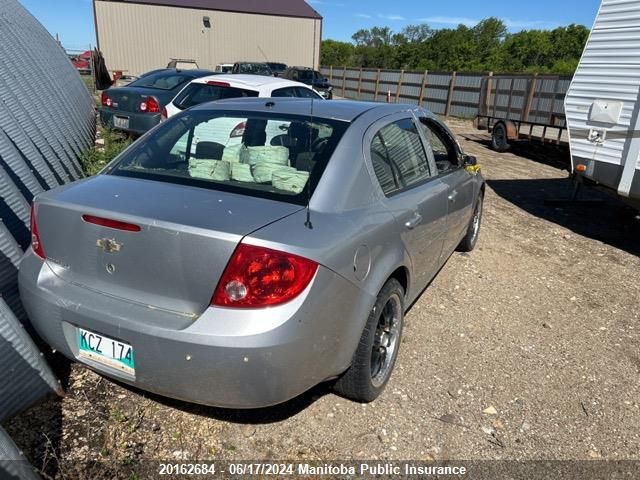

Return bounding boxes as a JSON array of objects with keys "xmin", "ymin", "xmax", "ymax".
[{"xmin": 6, "ymin": 119, "xmax": 640, "ymax": 478}]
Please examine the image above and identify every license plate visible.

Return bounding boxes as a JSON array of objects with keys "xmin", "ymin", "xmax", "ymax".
[
  {"xmin": 113, "ymin": 116, "xmax": 129, "ymax": 130},
  {"xmin": 78, "ymin": 328, "xmax": 135, "ymax": 375}
]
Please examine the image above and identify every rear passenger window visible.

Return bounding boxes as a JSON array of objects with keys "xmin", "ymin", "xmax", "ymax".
[
  {"xmin": 173, "ymin": 84, "xmax": 258, "ymax": 110},
  {"xmin": 370, "ymin": 119, "xmax": 432, "ymax": 195},
  {"xmin": 271, "ymin": 87, "xmax": 297, "ymax": 97}
]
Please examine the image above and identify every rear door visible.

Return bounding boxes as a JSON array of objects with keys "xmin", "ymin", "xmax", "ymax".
[
  {"xmin": 417, "ymin": 117, "xmax": 475, "ymax": 257},
  {"xmin": 365, "ymin": 115, "xmax": 449, "ymax": 288}
]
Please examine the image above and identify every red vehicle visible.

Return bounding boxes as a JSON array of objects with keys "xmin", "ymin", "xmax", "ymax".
[{"xmin": 70, "ymin": 50, "xmax": 91, "ymax": 74}]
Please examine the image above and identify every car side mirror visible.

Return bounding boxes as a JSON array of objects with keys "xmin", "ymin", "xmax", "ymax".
[{"xmin": 463, "ymin": 155, "xmax": 477, "ymax": 166}]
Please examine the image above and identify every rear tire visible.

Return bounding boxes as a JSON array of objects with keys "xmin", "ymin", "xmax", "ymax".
[
  {"xmin": 491, "ymin": 123, "xmax": 510, "ymax": 152},
  {"xmin": 333, "ymin": 279, "xmax": 405, "ymax": 402},
  {"xmin": 457, "ymin": 192, "xmax": 484, "ymax": 252}
]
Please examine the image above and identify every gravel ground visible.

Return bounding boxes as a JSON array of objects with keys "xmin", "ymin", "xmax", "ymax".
[{"xmin": 5, "ymin": 119, "xmax": 640, "ymax": 478}]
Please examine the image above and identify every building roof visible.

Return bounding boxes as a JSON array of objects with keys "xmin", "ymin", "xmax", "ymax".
[{"xmin": 105, "ymin": 0, "xmax": 322, "ymax": 19}]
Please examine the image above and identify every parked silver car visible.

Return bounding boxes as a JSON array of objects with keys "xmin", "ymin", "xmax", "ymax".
[{"xmin": 19, "ymin": 99, "xmax": 484, "ymax": 408}]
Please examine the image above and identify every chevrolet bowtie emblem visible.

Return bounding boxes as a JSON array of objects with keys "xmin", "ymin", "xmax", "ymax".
[{"xmin": 96, "ymin": 238, "xmax": 122, "ymax": 253}]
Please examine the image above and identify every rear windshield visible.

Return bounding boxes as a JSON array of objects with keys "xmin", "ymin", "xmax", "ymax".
[
  {"xmin": 106, "ymin": 110, "xmax": 349, "ymax": 205},
  {"xmin": 173, "ymin": 83, "xmax": 259, "ymax": 110},
  {"xmin": 128, "ymin": 71, "xmax": 190, "ymax": 90},
  {"xmin": 268, "ymin": 63, "xmax": 287, "ymax": 71}
]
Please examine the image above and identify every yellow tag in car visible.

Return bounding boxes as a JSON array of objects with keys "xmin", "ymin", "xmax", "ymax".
[{"xmin": 465, "ymin": 164, "xmax": 481, "ymax": 174}]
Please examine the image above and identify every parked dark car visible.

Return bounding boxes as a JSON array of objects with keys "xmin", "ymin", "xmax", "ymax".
[
  {"xmin": 266, "ymin": 62, "xmax": 287, "ymax": 77},
  {"xmin": 283, "ymin": 67, "xmax": 333, "ymax": 99},
  {"xmin": 100, "ymin": 68, "xmax": 213, "ymax": 135},
  {"xmin": 231, "ymin": 62, "xmax": 273, "ymax": 76}
]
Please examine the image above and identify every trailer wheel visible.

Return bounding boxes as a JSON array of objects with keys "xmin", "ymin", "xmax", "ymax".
[{"xmin": 491, "ymin": 122, "xmax": 510, "ymax": 152}]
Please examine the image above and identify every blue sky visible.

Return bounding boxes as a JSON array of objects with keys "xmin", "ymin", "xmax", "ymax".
[{"xmin": 20, "ymin": 0, "xmax": 602, "ymax": 50}]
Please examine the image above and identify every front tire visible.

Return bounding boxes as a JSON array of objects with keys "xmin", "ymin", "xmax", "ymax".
[
  {"xmin": 333, "ymin": 279, "xmax": 405, "ymax": 402},
  {"xmin": 457, "ymin": 192, "xmax": 483, "ymax": 252}
]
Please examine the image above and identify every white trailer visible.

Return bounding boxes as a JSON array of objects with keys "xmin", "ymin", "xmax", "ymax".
[{"xmin": 565, "ymin": 0, "xmax": 640, "ymax": 210}]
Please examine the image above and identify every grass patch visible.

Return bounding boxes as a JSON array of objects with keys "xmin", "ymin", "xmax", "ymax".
[{"xmin": 81, "ymin": 128, "xmax": 132, "ymax": 176}]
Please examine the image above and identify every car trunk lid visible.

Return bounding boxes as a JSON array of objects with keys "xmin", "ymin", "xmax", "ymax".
[
  {"xmin": 105, "ymin": 87, "xmax": 162, "ymax": 112},
  {"xmin": 35, "ymin": 175, "xmax": 302, "ymax": 317}
]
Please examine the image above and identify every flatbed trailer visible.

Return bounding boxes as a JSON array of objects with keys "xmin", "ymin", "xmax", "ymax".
[{"xmin": 475, "ymin": 74, "xmax": 571, "ymax": 152}]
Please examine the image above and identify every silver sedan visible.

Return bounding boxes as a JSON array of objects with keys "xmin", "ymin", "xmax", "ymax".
[{"xmin": 19, "ymin": 99, "xmax": 484, "ymax": 408}]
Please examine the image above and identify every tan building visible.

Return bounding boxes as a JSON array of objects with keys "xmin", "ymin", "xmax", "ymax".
[{"xmin": 93, "ymin": 0, "xmax": 322, "ymax": 76}]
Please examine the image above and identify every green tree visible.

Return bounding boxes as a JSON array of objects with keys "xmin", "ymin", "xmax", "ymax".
[
  {"xmin": 320, "ymin": 18, "xmax": 589, "ymax": 74},
  {"xmin": 472, "ymin": 18, "xmax": 508, "ymax": 70},
  {"xmin": 320, "ymin": 39, "xmax": 354, "ymax": 66}
]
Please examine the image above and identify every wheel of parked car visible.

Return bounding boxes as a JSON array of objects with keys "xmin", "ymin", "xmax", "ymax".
[
  {"xmin": 333, "ymin": 278, "xmax": 405, "ymax": 402},
  {"xmin": 491, "ymin": 122, "xmax": 510, "ymax": 152},
  {"xmin": 457, "ymin": 192, "xmax": 484, "ymax": 252}
]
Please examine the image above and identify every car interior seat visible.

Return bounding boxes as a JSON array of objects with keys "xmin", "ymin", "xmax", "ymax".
[{"xmin": 195, "ymin": 141, "xmax": 225, "ymax": 160}]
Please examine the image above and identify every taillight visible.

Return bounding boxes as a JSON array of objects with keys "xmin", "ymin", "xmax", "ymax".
[
  {"xmin": 230, "ymin": 121, "xmax": 246, "ymax": 138},
  {"xmin": 101, "ymin": 91, "xmax": 112, "ymax": 107},
  {"xmin": 139, "ymin": 96, "xmax": 160, "ymax": 113},
  {"xmin": 211, "ymin": 244, "xmax": 318, "ymax": 308},
  {"xmin": 30, "ymin": 203, "xmax": 45, "ymax": 259},
  {"xmin": 161, "ymin": 106, "xmax": 168, "ymax": 121}
]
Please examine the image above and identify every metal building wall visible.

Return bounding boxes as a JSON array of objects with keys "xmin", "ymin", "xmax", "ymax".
[
  {"xmin": 0, "ymin": 0, "xmax": 94, "ymax": 422},
  {"xmin": 0, "ymin": 425, "xmax": 40, "ymax": 480},
  {"xmin": 95, "ymin": 1, "xmax": 321, "ymax": 75},
  {"xmin": 0, "ymin": 0, "xmax": 94, "ymax": 320}
]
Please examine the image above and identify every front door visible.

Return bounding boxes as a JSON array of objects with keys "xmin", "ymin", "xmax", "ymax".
[{"xmin": 417, "ymin": 117, "xmax": 475, "ymax": 257}]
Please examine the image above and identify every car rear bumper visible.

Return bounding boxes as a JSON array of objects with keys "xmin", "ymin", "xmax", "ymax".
[
  {"xmin": 19, "ymin": 249, "xmax": 374, "ymax": 408},
  {"xmin": 99, "ymin": 108, "xmax": 160, "ymax": 135}
]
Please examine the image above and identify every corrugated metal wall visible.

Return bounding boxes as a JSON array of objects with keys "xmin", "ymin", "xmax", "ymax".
[
  {"xmin": 0, "ymin": 0, "xmax": 94, "ymax": 322},
  {"xmin": 0, "ymin": 0, "xmax": 94, "ymax": 421},
  {"xmin": 95, "ymin": 1, "xmax": 321, "ymax": 75},
  {"xmin": 0, "ymin": 425, "xmax": 40, "ymax": 480},
  {"xmin": 0, "ymin": 299, "xmax": 64, "ymax": 422}
]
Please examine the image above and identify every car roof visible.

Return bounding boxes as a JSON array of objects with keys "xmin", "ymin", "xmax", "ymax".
[
  {"xmin": 190, "ymin": 98, "xmax": 423, "ymax": 122},
  {"xmin": 190, "ymin": 74, "xmax": 309, "ymax": 90}
]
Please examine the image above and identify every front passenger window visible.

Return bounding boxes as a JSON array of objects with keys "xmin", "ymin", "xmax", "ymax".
[{"xmin": 419, "ymin": 119, "xmax": 458, "ymax": 174}]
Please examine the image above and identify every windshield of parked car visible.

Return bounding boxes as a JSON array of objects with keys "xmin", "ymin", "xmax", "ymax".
[
  {"xmin": 128, "ymin": 71, "xmax": 190, "ymax": 90},
  {"xmin": 173, "ymin": 83, "xmax": 259, "ymax": 110},
  {"xmin": 267, "ymin": 63, "xmax": 287, "ymax": 72},
  {"xmin": 238, "ymin": 63, "xmax": 272, "ymax": 75},
  {"xmin": 298, "ymin": 70, "xmax": 322, "ymax": 82},
  {"xmin": 107, "ymin": 110, "xmax": 349, "ymax": 205}
]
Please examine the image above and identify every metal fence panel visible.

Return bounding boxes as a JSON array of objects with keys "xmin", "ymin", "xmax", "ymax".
[{"xmin": 322, "ymin": 66, "xmax": 571, "ymax": 125}]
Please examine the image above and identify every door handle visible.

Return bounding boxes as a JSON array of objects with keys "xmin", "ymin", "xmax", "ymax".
[
  {"xmin": 448, "ymin": 190, "xmax": 458, "ymax": 202},
  {"xmin": 405, "ymin": 213, "xmax": 423, "ymax": 230}
]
